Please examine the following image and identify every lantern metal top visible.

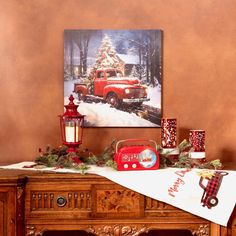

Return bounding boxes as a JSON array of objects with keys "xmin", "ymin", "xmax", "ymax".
[{"xmin": 63, "ymin": 95, "xmax": 85, "ymax": 118}]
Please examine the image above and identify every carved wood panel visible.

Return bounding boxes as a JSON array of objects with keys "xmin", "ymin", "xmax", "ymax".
[
  {"xmin": 86, "ymin": 224, "xmax": 149, "ymax": 236},
  {"xmin": 30, "ymin": 190, "xmax": 91, "ymax": 211},
  {"xmin": 17, "ymin": 186, "xmax": 24, "ymax": 220},
  {"xmin": 86, "ymin": 224, "xmax": 210, "ymax": 236},
  {"xmin": 26, "ymin": 225, "xmax": 44, "ymax": 236},
  {"xmin": 191, "ymin": 224, "xmax": 210, "ymax": 236},
  {"xmin": 25, "ymin": 223, "xmax": 210, "ymax": 236},
  {"xmin": 96, "ymin": 189, "xmax": 139, "ymax": 213},
  {"xmin": 92, "ymin": 184, "xmax": 144, "ymax": 218}
]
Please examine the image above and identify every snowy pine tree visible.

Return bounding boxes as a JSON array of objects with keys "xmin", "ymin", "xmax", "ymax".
[
  {"xmin": 131, "ymin": 64, "xmax": 147, "ymax": 84},
  {"xmin": 129, "ymin": 65, "xmax": 139, "ymax": 78}
]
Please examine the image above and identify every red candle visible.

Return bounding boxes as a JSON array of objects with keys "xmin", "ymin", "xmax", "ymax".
[
  {"xmin": 161, "ymin": 118, "xmax": 177, "ymax": 149},
  {"xmin": 189, "ymin": 130, "xmax": 205, "ymax": 152},
  {"xmin": 189, "ymin": 130, "xmax": 206, "ymax": 162}
]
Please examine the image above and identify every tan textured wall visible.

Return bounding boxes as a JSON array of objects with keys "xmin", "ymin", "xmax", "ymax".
[{"xmin": 0, "ymin": 0, "xmax": 236, "ymax": 164}]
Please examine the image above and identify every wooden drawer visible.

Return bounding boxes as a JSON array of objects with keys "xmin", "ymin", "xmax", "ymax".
[
  {"xmin": 25, "ymin": 183, "xmax": 144, "ymax": 220},
  {"xmin": 25, "ymin": 183, "xmax": 92, "ymax": 219}
]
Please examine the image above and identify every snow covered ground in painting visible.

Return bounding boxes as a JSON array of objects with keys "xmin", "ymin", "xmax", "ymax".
[{"xmin": 64, "ymin": 80, "xmax": 161, "ymax": 127}]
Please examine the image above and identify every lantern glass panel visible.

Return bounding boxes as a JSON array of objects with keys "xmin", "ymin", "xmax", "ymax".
[
  {"xmin": 63, "ymin": 118, "xmax": 83, "ymax": 143},
  {"xmin": 65, "ymin": 120, "xmax": 78, "ymax": 142}
]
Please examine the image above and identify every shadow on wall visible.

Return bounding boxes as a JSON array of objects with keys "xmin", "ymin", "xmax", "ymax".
[
  {"xmin": 178, "ymin": 127, "xmax": 191, "ymax": 143},
  {"xmin": 220, "ymin": 148, "xmax": 236, "ymax": 164}
]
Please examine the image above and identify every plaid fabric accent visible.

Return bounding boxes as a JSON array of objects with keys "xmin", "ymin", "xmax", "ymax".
[{"xmin": 201, "ymin": 172, "xmax": 224, "ymax": 208}]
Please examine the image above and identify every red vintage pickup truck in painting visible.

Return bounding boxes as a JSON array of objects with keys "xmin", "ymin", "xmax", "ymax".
[{"xmin": 73, "ymin": 68, "xmax": 150, "ymax": 108}]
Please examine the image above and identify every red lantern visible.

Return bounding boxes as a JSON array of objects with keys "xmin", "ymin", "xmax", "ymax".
[{"xmin": 59, "ymin": 95, "xmax": 85, "ymax": 156}]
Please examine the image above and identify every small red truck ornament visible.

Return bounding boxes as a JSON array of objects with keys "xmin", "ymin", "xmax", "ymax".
[
  {"xmin": 73, "ymin": 68, "xmax": 150, "ymax": 108},
  {"xmin": 114, "ymin": 139, "xmax": 160, "ymax": 171}
]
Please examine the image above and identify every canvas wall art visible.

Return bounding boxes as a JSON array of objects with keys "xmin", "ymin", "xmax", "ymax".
[{"xmin": 64, "ymin": 29, "xmax": 162, "ymax": 127}]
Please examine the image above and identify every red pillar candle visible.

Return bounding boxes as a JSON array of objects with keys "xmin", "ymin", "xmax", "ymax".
[
  {"xmin": 161, "ymin": 118, "xmax": 179, "ymax": 163},
  {"xmin": 161, "ymin": 118, "xmax": 177, "ymax": 148},
  {"xmin": 189, "ymin": 130, "xmax": 206, "ymax": 162}
]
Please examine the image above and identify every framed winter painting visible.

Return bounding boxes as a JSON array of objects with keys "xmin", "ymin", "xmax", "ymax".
[{"xmin": 64, "ymin": 29, "xmax": 163, "ymax": 127}]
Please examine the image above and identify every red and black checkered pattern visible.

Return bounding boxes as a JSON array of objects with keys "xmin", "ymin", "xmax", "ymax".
[{"xmin": 199, "ymin": 171, "xmax": 228, "ymax": 209}]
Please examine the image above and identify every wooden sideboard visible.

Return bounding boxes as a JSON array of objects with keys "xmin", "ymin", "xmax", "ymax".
[{"xmin": 0, "ymin": 169, "xmax": 235, "ymax": 236}]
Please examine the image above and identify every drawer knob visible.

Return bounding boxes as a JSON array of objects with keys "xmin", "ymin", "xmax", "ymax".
[{"xmin": 56, "ymin": 196, "xmax": 67, "ymax": 207}]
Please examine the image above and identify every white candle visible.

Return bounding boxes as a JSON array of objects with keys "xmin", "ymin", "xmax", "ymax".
[{"xmin": 65, "ymin": 126, "xmax": 79, "ymax": 142}]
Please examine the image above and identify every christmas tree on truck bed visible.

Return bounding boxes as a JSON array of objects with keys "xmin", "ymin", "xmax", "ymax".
[{"xmin": 88, "ymin": 34, "xmax": 125, "ymax": 80}]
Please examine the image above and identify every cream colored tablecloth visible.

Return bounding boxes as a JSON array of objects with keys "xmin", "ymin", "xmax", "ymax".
[{"xmin": 1, "ymin": 161, "xmax": 236, "ymax": 226}]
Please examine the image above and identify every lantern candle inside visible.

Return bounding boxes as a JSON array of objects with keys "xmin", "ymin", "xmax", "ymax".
[
  {"xmin": 65, "ymin": 121, "xmax": 79, "ymax": 143},
  {"xmin": 65, "ymin": 125, "xmax": 79, "ymax": 143}
]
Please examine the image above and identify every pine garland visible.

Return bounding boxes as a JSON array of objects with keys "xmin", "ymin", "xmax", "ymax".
[
  {"xmin": 158, "ymin": 139, "xmax": 222, "ymax": 169},
  {"xmin": 35, "ymin": 139, "xmax": 222, "ymax": 174},
  {"xmin": 35, "ymin": 140, "xmax": 117, "ymax": 174},
  {"xmin": 35, "ymin": 145, "xmax": 90, "ymax": 174}
]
